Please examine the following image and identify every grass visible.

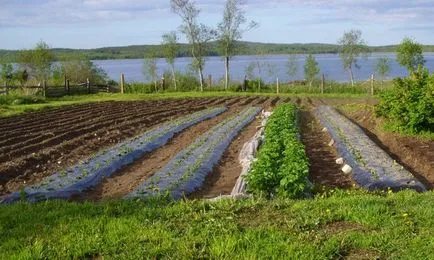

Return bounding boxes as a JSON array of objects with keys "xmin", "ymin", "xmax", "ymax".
[
  {"xmin": 1, "ymin": 189, "xmax": 434, "ymax": 259},
  {"xmin": 0, "ymin": 91, "xmax": 374, "ymax": 118}
]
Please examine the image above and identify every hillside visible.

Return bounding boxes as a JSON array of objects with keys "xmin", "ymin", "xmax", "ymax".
[{"xmin": 1, "ymin": 41, "xmax": 434, "ymax": 62}]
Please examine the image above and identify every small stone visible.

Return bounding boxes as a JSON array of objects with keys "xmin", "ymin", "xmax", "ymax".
[
  {"xmin": 57, "ymin": 161, "xmax": 62, "ymax": 165},
  {"xmin": 342, "ymin": 164, "xmax": 352, "ymax": 174},
  {"xmin": 322, "ymin": 127, "xmax": 328, "ymax": 133},
  {"xmin": 336, "ymin": 158, "xmax": 344, "ymax": 165},
  {"xmin": 328, "ymin": 139, "xmax": 335, "ymax": 146}
]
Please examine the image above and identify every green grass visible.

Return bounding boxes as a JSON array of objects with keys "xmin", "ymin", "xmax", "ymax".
[
  {"xmin": 0, "ymin": 92, "xmax": 374, "ymax": 118},
  {"xmin": 1, "ymin": 189, "xmax": 434, "ymax": 259}
]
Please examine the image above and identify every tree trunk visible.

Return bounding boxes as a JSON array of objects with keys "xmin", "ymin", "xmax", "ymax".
[
  {"xmin": 349, "ymin": 67, "xmax": 354, "ymax": 87},
  {"xmin": 154, "ymin": 80, "xmax": 157, "ymax": 92},
  {"xmin": 224, "ymin": 56, "xmax": 229, "ymax": 90},
  {"xmin": 199, "ymin": 67, "xmax": 204, "ymax": 92},
  {"xmin": 171, "ymin": 65, "xmax": 177, "ymax": 91}
]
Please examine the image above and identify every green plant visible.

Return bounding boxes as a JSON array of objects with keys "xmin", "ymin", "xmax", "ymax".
[
  {"xmin": 246, "ymin": 104, "xmax": 310, "ymax": 198},
  {"xmin": 396, "ymin": 37, "xmax": 425, "ymax": 73},
  {"xmin": 303, "ymin": 54, "xmax": 320, "ymax": 88},
  {"xmin": 376, "ymin": 67, "xmax": 434, "ymax": 134}
]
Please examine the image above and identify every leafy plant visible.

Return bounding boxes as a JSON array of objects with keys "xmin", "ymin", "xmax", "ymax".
[
  {"xmin": 246, "ymin": 104, "xmax": 310, "ymax": 198},
  {"xmin": 376, "ymin": 67, "xmax": 434, "ymax": 134}
]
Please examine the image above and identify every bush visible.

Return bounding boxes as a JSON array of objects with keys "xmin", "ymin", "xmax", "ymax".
[
  {"xmin": 376, "ymin": 67, "xmax": 434, "ymax": 134},
  {"xmin": 124, "ymin": 82, "xmax": 155, "ymax": 94},
  {"xmin": 245, "ymin": 104, "xmax": 310, "ymax": 198}
]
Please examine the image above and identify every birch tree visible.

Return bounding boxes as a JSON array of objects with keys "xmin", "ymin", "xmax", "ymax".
[
  {"xmin": 170, "ymin": 0, "xmax": 216, "ymax": 91},
  {"xmin": 338, "ymin": 29, "xmax": 369, "ymax": 86},
  {"xmin": 217, "ymin": 0, "xmax": 257, "ymax": 90},
  {"xmin": 162, "ymin": 31, "xmax": 179, "ymax": 90}
]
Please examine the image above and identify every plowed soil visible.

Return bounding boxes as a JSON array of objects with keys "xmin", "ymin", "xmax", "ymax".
[{"xmin": 0, "ymin": 97, "xmax": 235, "ymax": 195}]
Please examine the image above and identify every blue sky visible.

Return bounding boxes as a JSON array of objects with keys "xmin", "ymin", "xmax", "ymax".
[{"xmin": 0, "ymin": 0, "xmax": 433, "ymax": 50}]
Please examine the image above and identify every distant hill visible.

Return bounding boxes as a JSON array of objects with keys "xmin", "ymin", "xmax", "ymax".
[{"xmin": 1, "ymin": 41, "xmax": 433, "ymax": 62}]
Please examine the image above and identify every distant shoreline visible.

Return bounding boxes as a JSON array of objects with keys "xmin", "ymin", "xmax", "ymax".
[{"xmin": 1, "ymin": 41, "xmax": 434, "ymax": 62}]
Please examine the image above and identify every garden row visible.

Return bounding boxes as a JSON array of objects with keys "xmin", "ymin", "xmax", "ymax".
[
  {"xmin": 245, "ymin": 104, "xmax": 311, "ymax": 198},
  {"xmin": 0, "ymin": 96, "xmax": 270, "ymax": 196},
  {"xmin": 315, "ymin": 105, "xmax": 426, "ymax": 192},
  {"xmin": 1, "ymin": 107, "xmax": 227, "ymax": 203}
]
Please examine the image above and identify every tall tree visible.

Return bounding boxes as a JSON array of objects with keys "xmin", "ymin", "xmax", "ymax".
[
  {"xmin": 162, "ymin": 31, "xmax": 179, "ymax": 90},
  {"xmin": 18, "ymin": 41, "xmax": 54, "ymax": 82},
  {"xmin": 143, "ymin": 52, "xmax": 159, "ymax": 92},
  {"xmin": 375, "ymin": 57, "xmax": 390, "ymax": 88},
  {"xmin": 338, "ymin": 29, "xmax": 369, "ymax": 86},
  {"xmin": 286, "ymin": 54, "xmax": 298, "ymax": 84},
  {"xmin": 171, "ymin": 0, "xmax": 216, "ymax": 91},
  {"xmin": 396, "ymin": 37, "xmax": 425, "ymax": 73},
  {"xmin": 217, "ymin": 0, "xmax": 257, "ymax": 90},
  {"xmin": 304, "ymin": 54, "xmax": 320, "ymax": 88}
]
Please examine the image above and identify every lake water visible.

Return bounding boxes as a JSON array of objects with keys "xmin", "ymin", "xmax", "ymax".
[{"xmin": 93, "ymin": 53, "xmax": 434, "ymax": 84}]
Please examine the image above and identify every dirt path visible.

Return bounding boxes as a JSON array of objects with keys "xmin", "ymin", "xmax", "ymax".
[{"xmin": 299, "ymin": 109, "xmax": 355, "ymax": 189}]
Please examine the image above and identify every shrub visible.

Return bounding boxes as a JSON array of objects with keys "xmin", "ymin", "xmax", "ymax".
[
  {"xmin": 0, "ymin": 94, "xmax": 46, "ymax": 105},
  {"xmin": 245, "ymin": 104, "xmax": 310, "ymax": 198},
  {"xmin": 376, "ymin": 67, "xmax": 434, "ymax": 134}
]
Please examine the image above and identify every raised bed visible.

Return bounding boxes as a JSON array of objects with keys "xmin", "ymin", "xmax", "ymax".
[
  {"xmin": 127, "ymin": 107, "xmax": 261, "ymax": 200},
  {"xmin": 315, "ymin": 105, "xmax": 426, "ymax": 192},
  {"xmin": 245, "ymin": 104, "xmax": 310, "ymax": 198},
  {"xmin": 1, "ymin": 107, "xmax": 226, "ymax": 204}
]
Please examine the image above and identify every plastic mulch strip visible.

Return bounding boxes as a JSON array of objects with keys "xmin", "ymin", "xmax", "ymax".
[
  {"xmin": 1, "ymin": 107, "xmax": 227, "ymax": 204},
  {"xmin": 315, "ymin": 106, "xmax": 426, "ymax": 192},
  {"xmin": 127, "ymin": 107, "xmax": 261, "ymax": 200}
]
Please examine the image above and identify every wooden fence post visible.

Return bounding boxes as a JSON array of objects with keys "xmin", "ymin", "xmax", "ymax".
[
  {"xmin": 120, "ymin": 73, "xmax": 125, "ymax": 94},
  {"xmin": 86, "ymin": 78, "xmax": 90, "ymax": 94},
  {"xmin": 276, "ymin": 77, "xmax": 280, "ymax": 94},
  {"xmin": 321, "ymin": 74, "xmax": 325, "ymax": 94},
  {"xmin": 66, "ymin": 80, "xmax": 70, "ymax": 95},
  {"xmin": 161, "ymin": 77, "xmax": 165, "ymax": 91},
  {"xmin": 42, "ymin": 80, "xmax": 47, "ymax": 97},
  {"xmin": 64, "ymin": 76, "xmax": 67, "ymax": 90},
  {"xmin": 208, "ymin": 74, "xmax": 212, "ymax": 89},
  {"xmin": 4, "ymin": 82, "xmax": 8, "ymax": 95},
  {"xmin": 371, "ymin": 74, "xmax": 374, "ymax": 96}
]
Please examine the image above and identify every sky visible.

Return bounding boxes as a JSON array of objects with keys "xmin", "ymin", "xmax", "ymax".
[{"xmin": 0, "ymin": 0, "xmax": 433, "ymax": 50}]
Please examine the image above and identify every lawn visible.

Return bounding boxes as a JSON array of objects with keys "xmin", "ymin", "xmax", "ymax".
[{"xmin": 1, "ymin": 189, "xmax": 433, "ymax": 259}]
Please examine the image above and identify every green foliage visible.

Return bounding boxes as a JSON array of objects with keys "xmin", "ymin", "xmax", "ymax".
[
  {"xmin": 287, "ymin": 54, "xmax": 298, "ymax": 81},
  {"xmin": 303, "ymin": 54, "xmax": 320, "ymax": 87},
  {"xmin": 143, "ymin": 52, "xmax": 159, "ymax": 90},
  {"xmin": 396, "ymin": 37, "xmax": 425, "ymax": 73},
  {"xmin": 376, "ymin": 67, "xmax": 434, "ymax": 134},
  {"xmin": 375, "ymin": 57, "xmax": 390, "ymax": 81},
  {"xmin": 0, "ymin": 62, "xmax": 14, "ymax": 84},
  {"xmin": 59, "ymin": 59, "xmax": 108, "ymax": 84},
  {"xmin": 0, "ymin": 93, "xmax": 46, "ymax": 105},
  {"xmin": 246, "ymin": 104, "xmax": 310, "ymax": 198},
  {"xmin": 18, "ymin": 41, "xmax": 54, "ymax": 82},
  {"xmin": 338, "ymin": 29, "xmax": 369, "ymax": 84}
]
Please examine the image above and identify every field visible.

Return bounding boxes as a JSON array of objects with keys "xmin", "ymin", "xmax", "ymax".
[{"xmin": 1, "ymin": 94, "xmax": 433, "ymax": 258}]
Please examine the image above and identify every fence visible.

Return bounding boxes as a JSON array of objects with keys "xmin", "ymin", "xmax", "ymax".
[{"xmin": 0, "ymin": 79, "xmax": 120, "ymax": 98}]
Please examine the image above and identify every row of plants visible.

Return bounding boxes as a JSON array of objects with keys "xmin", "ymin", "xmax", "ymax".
[
  {"xmin": 127, "ymin": 107, "xmax": 261, "ymax": 199},
  {"xmin": 315, "ymin": 105, "xmax": 426, "ymax": 192},
  {"xmin": 245, "ymin": 104, "xmax": 310, "ymax": 198},
  {"xmin": 1, "ymin": 107, "xmax": 226, "ymax": 204}
]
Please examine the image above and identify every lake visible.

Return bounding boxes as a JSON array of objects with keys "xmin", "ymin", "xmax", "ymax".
[{"xmin": 93, "ymin": 53, "xmax": 434, "ymax": 84}]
